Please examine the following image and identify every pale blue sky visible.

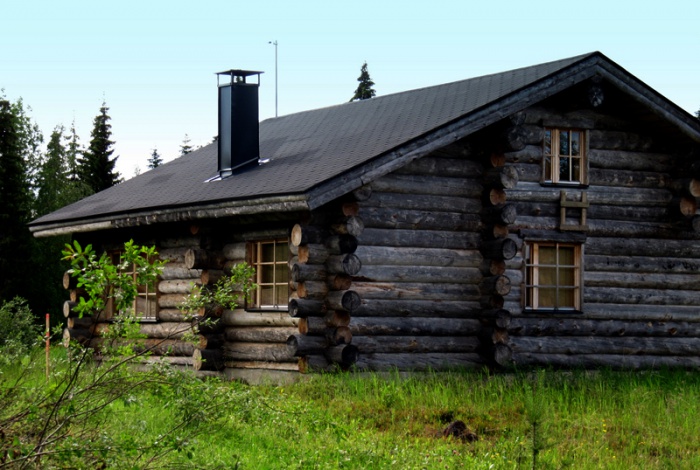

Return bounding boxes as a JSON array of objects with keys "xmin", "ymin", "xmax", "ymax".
[{"xmin": 2, "ymin": 0, "xmax": 698, "ymax": 177}]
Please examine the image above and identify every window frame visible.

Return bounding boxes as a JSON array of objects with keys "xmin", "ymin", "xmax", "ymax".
[
  {"xmin": 105, "ymin": 251, "xmax": 159, "ymax": 322},
  {"xmin": 247, "ymin": 238, "xmax": 290, "ymax": 311},
  {"xmin": 523, "ymin": 241, "xmax": 583, "ymax": 313},
  {"xmin": 543, "ymin": 128, "xmax": 588, "ymax": 186}
]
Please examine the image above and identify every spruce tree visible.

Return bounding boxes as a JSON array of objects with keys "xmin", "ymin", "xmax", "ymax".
[
  {"xmin": 0, "ymin": 99, "xmax": 34, "ymax": 301},
  {"xmin": 350, "ymin": 62, "xmax": 376, "ymax": 102},
  {"xmin": 180, "ymin": 134, "xmax": 193, "ymax": 156},
  {"xmin": 148, "ymin": 147, "xmax": 163, "ymax": 169},
  {"xmin": 78, "ymin": 102, "xmax": 120, "ymax": 193}
]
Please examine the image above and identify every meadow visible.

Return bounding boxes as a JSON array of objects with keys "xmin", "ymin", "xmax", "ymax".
[{"xmin": 2, "ymin": 347, "xmax": 699, "ymax": 469}]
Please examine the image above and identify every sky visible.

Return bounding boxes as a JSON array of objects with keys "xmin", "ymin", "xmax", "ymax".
[{"xmin": 2, "ymin": 1, "xmax": 699, "ymax": 178}]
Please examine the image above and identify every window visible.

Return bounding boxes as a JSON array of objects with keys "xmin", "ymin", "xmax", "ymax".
[
  {"xmin": 543, "ymin": 128, "xmax": 586, "ymax": 185},
  {"xmin": 248, "ymin": 239, "xmax": 289, "ymax": 310},
  {"xmin": 106, "ymin": 252, "xmax": 158, "ymax": 321},
  {"xmin": 524, "ymin": 242, "xmax": 582, "ymax": 311}
]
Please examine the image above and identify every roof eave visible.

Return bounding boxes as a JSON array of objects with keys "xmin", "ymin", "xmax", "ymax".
[{"xmin": 30, "ymin": 194, "xmax": 310, "ymax": 238}]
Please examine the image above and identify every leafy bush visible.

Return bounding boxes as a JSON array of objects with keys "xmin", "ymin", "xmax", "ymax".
[{"xmin": 0, "ymin": 297, "xmax": 41, "ymax": 357}]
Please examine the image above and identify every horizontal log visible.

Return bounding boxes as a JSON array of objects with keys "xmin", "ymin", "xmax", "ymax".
[
  {"xmin": 588, "ymin": 129, "xmax": 653, "ymax": 152},
  {"xmin": 158, "ymin": 293, "xmax": 187, "ymax": 308},
  {"xmin": 395, "ymin": 156, "xmax": 483, "ymax": 178},
  {"xmin": 69, "ymin": 289, "xmax": 87, "ymax": 303},
  {"xmin": 586, "ymin": 237, "xmax": 700, "ymax": 258},
  {"xmin": 327, "ymin": 274, "xmax": 352, "ymax": 291},
  {"xmin": 326, "ymin": 254, "xmax": 362, "ymax": 276},
  {"xmin": 483, "ymin": 166, "xmax": 519, "ymax": 189},
  {"xmin": 157, "ymin": 309, "xmax": 202, "ymax": 322},
  {"xmin": 581, "ymin": 303, "xmax": 700, "ymax": 322},
  {"xmin": 584, "ymin": 271, "xmax": 700, "ymax": 290},
  {"xmin": 331, "ymin": 216, "xmax": 365, "ymax": 237},
  {"xmin": 588, "ymin": 168, "xmax": 671, "ymax": 189},
  {"xmin": 481, "ymin": 259, "xmax": 506, "ymax": 276},
  {"xmin": 508, "ymin": 181, "xmax": 673, "ymax": 207},
  {"xmin": 326, "ymin": 290, "xmax": 362, "ymax": 313},
  {"xmin": 298, "ymin": 355, "xmax": 332, "ymax": 373},
  {"xmin": 509, "ymin": 336, "xmax": 700, "ymax": 356},
  {"xmin": 359, "ymin": 228, "xmax": 479, "ymax": 250},
  {"xmin": 511, "ymin": 352, "xmax": 700, "ymax": 369},
  {"xmin": 223, "ymin": 342, "xmax": 296, "ymax": 363},
  {"xmin": 514, "ymin": 216, "xmax": 695, "ymax": 239},
  {"xmin": 185, "ymin": 249, "xmax": 227, "ymax": 270},
  {"xmin": 62, "ymin": 327, "xmax": 92, "ymax": 347},
  {"xmin": 480, "ymin": 275, "xmax": 511, "ymax": 296},
  {"xmin": 509, "ymin": 317, "xmax": 700, "ymax": 337},
  {"xmin": 201, "ymin": 269, "xmax": 224, "ymax": 285},
  {"xmin": 158, "ymin": 279, "xmax": 199, "ymax": 295},
  {"xmin": 297, "ymin": 244, "xmax": 329, "ymax": 264},
  {"xmin": 158, "ymin": 247, "xmax": 190, "ymax": 264},
  {"xmin": 291, "ymin": 263, "xmax": 327, "ymax": 282},
  {"xmin": 291, "ymin": 224, "xmax": 328, "ymax": 247},
  {"xmin": 287, "ymin": 334, "xmax": 328, "ymax": 356},
  {"xmin": 297, "ymin": 281, "xmax": 329, "ymax": 300},
  {"xmin": 355, "ymin": 265, "xmax": 482, "ymax": 285},
  {"xmin": 222, "ymin": 242, "xmax": 246, "ymax": 261},
  {"xmin": 93, "ymin": 321, "xmax": 195, "ymax": 339},
  {"xmin": 349, "ymin": 316, "xmax": 482, "ymax": 336},
  {"xmin": 325, "ymin": 234, "xmax": 358, "ymax": 254},
  {"xmin": 354, "ymin": 299, "xmax": 481, "ymax": 318},
  {"xmin": 362, "ymin": 191, "xmax": 482, "ymax": 214},
  {"xmin": 159, "ymin": 237, "xmax": 200, "ymax": 249},
  {"xmin": 289, "ymin": 298, "xmax": 327, "ymax": 318},
  {"xmin": 350, "ymin": 282, "xmax": 481, "ymax": 301},
  {"xmin": 585, "ymin": 254, "xmax": 700, "ymax": 274},
  {"xmin": 584, "ymin": 287, "xmax": 700, "ymax": 306},
  {"xmin": 160, "ymin": 263, "xmax": 203, "ymax": 280},
  {"xmin": 221, "ymin": 309, "xmax": 298, "ymax": 327},
  {"xmin": 354, "ymin": 246, "xmax": 482, "ymax": 267},
  {"xmin": 494, "ymin": 343, "xmax": 513, "ymax": 366},
  {"xmin": 352, "ymin": 185, "xmax": 372, "ymax": 201},
  {"xmin": 63, "ymin": 301, "xmax": 80, "ymax": 318},
  {"xmin": 325, "ymin": 344, "xmax": 359, "ymax": 367},
  {"xmin": 225, "ymin": 326, "xmax": 298, "ymax": 343},
  {"xmin": 224, "ymin": 360, "xmax": 299, "ymax": 371},
  {"xmin": 369, "ymin": 173, "xmax": 483, "ymax": 198},
  {"xmin": 481, "ymin": 204, "xmax": 517, "ymax": 226},
  {"xmin": 193, "ymin": 348, "xmax": 225, "ymax": 371},
  {"xmin": 63, "ymin": 271, "xmax": 78, "ymax": 290},
  {"xmin": 90, "ymin": 337, "xmax": 206, "ymax": 356},
  {"xmin": 352, "ymin": 335, "xmax": 481, "ymax": 354},
  {"xmin": 588, "ymin": 149, "xmax": 673, "ymax": 173},
  {"xmin": 354, "ymin": 353, "xmax": 484, "ymax": 371},
  {"xmin": 483, "ymin": 188, "xmax": 507, "ymax": 207},
  {"xmin": 135, "ymin": 355, "xmax": 196, "ymax": 368},
  {"xmin": 66, "ymin": 316, "xmax": 94, "ymax": 330},
  {"xmin": 362, "ymin": 207, "xmax": 483, "ymax": 232},
  {"xmin": 480, "ymin": 238, "xmax": 517, "ymax": 260}
]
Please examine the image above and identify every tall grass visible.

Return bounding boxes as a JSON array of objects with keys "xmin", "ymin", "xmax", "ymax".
[{"xmin": 2, "ymin": 350, "xmax": 699, "ymax": 469}]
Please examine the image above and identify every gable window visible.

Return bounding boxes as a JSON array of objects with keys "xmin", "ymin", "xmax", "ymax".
[
  {"xmin": 106, "ymin": 252, "xmax": 158, "ymax": 321},
  {"xmin": 248, "ymin": 239, "xmax": 289, "ymax": 310},
  {"xmin": 544, "ymin": 128, "xmax": 586, "ymax": 185},
  {"xmin": 524, "ymin": 242, "xmax": 582, "ymax": 311}
]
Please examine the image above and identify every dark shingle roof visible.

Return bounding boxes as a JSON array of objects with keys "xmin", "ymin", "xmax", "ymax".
[{"xmin": 37, "ymin": 51, "xmax": 685, "ymax": 231}]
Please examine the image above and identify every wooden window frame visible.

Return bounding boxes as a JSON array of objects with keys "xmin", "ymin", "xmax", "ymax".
[
  {"xmin": 543, "ymin": 128, "xmax": 587, "ymax": 185},
  {"xmin": 105, "ymin": 251, "xmax": 159, "ymax": 322},
  {"xmin": 247, "ymin": 238, "xmax": 289, "ymax": 311},
  {"xmin": 524, "ymin": 242, "xmax": 582, "ymax": 312}
]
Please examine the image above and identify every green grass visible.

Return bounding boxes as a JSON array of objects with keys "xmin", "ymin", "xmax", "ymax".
[{"xmin": 2, "ymin": 348, "xmax": 700, "ymax": 469}]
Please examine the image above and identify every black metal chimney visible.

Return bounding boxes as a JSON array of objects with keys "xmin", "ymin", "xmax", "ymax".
[{"xmin": 216, "ymin": 69, "xmax": 262, "ymax": 178}]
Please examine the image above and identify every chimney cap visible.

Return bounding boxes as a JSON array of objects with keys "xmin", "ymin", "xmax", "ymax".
[{"xmin": 216, "ymin": 69, "xmax": 263, "ymax": 87}]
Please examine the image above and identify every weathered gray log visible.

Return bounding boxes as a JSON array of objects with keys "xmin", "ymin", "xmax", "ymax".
[
  {"xmin": 158, "ymin": 294, "xmax": 187, "ymax": 308},
  {"xmin": 151, "ymin": 309, "xmax": 195, "ymax": 322},
  {"xmin": 327, "ymin": 326, "xmax": 352, "ymax": 345},
  {"xmin": 580, "ymin": 303, "xmax": 700, "ymax": 322},
  {"xmin": 159, "ymin": 237, "xmax": 200, "ymax": 249},
  {"xmin": 509, "ymin": 336, "xmax": 700, "ymax": 356},
  {"xmin": 158, "ymin": 247, "xmax": 190, "ymax": 264},
  {"xmin": 201, "ymin": 269, "xmax": 225, "ymax": 285},
  {"xmin": 481, "ymin": 204, "xmax": 517, "ymax": 226},
  {"xmin": 584, "ymin": 271, "xmax": 700, "ymax": 290},
  {"xmin": 588, "ymin": 129, "xmax": 653, "ymax": 152},
  {"xmin": 325, "ymin": 344, "xmax": 359, "ymax": 367},
  {"xmin": 584, "ymin": 287, "xmax": 700, "ymax": 306},
  {"xmin": 480, "ymin": 238, "xmax": 517, "ymax": 260},
  {"xmin": 289, "ymin": 299, "xmax": 327, "ymax": 318},
  {"xmin": 331, "ymin": 216, "xmax": 365, "ymax": 237},
  {"xmin": 221, "ymin": 309, "xmax": 298, "ymax": 327},
  {"xmin": 585, "ymin": 254, "xmax": 700, "ymax": 274},
  {"xmin": 193, "ymin": 348, "xmax": 225, "ymax": 371},
  {"xmin": 325, "ymin": 234, "xmax": 358, "ymax": 255},
  {"xmin": 354, "ymin": 245, "xmax": 482, "ymax": 267},
  {"xmin": 90, "ymin": 337, "xmax": 206, "ymax": 356},
  {"xmin": 351, "ymin": 335, "xmax": 481, "ymax": 353},
  {"xmin": 349, "ymin": 316, "xmax": 482, "ymax": 336},
  {"xmin": 298, "ymin": 355, "xmax": 332, "ymax": 373},
  {"xmin": 62, "ymin": 328, "xmax": 92, "ymax": 347},
  {"xmin": 326, "ymin": 290, "xmax": 362, "ymax": 313},
  {"xmin": 222, "ymin": 342, "xmax": 296, "ymax": 362},
  {"xmin": 509, "ymin": 181, "xmax": 673, "ymax": 207},
  {"xmin": 355, "ymin": 299, "xmax": 481, "ymax": 318},
  {"xmin": 66, "ymin": 316, "xmax": 94, "ymax": 330},
  {"xmin": 588, "ymin": 149, "xmax": 672, "ymax": 173},
  {"xmin": 359, "ymin": 228, "xmax": 479, "ymax": 250},
  {"xmin": 92, "ymin": 321, "xmax": 196, "ymax": 339},
  {"xmin": 224, "ymin": 360, "xmax": 299, "ymax": 372},
  {"xmin": 222, "ymin": 242, "xmax": 246, "ymax": 261},
  {"xmin": 352, "ymin": 185, "xmax": 372, "ymax": 201},
  {"xmin": 481, "ymin": 259, "xmax": 506, "ymax": 276},
  {"xmin": 588, "ymin": 168, "xmax": 670, "ymax": 189},
  {"xmin": 483, "ymin": 188, "xmax": 507, "ymax": 207},
  {"xmin": 184, "ymin": 249, "xmax": 226, "ymax": 270},
  {"xmin": 136, "ymin": 355, "xmax": 197, "ymax": 368},
  {"xmin": 350, "ymin": 281, "xmax": 480, "ymax": 301},
  {"xmin": 291, "ymin": 263, "xmax": 327, "ymax": 282},
  {"xmin": 510, "ymin": 352, "xmax": 700, "ymax": 369},
  {"xmin": 224, "ymin": 326, "xmax": 297, "ymax": 343},
  {"xmin": 161, "ymin": 263, "xmax": 203, "ymax": 280},
  {"xmin": 362, "ymin": 191, "xmax": 482, "ymax": 214},
  {"xmin": 480, "ymin": 275, "xmax": 512, "ymax": 296},
  {"xmin": 369, "ymin": 173, "xmax": 483, "ymax": 198},
  {"xmin": 394, "ymin": 156, "xmax": 483, "ymax": 178},
  {"xmin": 291, "ymin": 224, "xmax": 328, "ymax": 247},
  {"xmin": 158, "ymin": 279, "xmax": 199, "ymax": 294},
  {"xmin": 481, "ymin": 294, "xmax": 505, "ymax": 309},
  {"xmin": 494, "ymin": 344, "xmax": 513, "ymax": 366},
  {"xmin": 509, "ymin": 317, "xmax": 700, "ymax": 337},
  {"xmin": 297, "ymin": 244, "xmax": 329, "ymax": 264},
  {"xmin": 362, "ymin": 207, "xmax": 482, "ymax": 232},
  {"xmin": 326, "ymin": 254, "xmax": 362, "ymax": 276},
  {"xmin": 585, "ymin": 237, "xmax": 700, "ymax": 258},
  {"xmin": 286, "ymin": 334, "xmax": 328, "ymax": 356},
  {"xmin": 355, "ymin": 265, "xmax": 482, "ymax": 285},
  {"xmin": 483, "ymin": 166, "xmax": 519, "ymax": 189},
  {"xmin": 354, "ymin": 353, "xmax": 484, "ymax": 371}
]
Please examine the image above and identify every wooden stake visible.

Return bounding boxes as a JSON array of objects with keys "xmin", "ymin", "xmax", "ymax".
[{"xmin": 45, "ymin": 313, "xmax": 50, "ymax": 381}]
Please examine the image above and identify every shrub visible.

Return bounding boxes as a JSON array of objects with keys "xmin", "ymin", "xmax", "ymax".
[{"xmin": 0, "ymin": 297, "xmax": 41, "ymax": 355}]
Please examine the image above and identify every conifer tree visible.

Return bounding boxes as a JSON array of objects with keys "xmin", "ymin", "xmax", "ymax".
[
  {"xmin": 78, "ymin": 102, "xmax": 120, "ymax": 193},
  {"xmin": 148, "ymin": 147, "xmax": 163, "ymax": 169},
  {"xmin": 180, "ymin": 134, "xmax": 193, "ymax": 156},
  {"xmin": 350, "ymin": 62, "xmax": 376, "ymax": 102},
  {"xmin": 66, "ymin": 119, "xmax": 81, "ymax": 181}
]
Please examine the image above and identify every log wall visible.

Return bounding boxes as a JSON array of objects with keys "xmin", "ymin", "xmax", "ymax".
[{"xmin": 500, "ymin": 104, "xmax": 700, "ymax": 369}]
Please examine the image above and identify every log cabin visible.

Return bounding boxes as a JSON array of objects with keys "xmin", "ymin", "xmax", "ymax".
[{"xmin": 30, "ymin": 52, "xmax": 700, "ymax": 381}]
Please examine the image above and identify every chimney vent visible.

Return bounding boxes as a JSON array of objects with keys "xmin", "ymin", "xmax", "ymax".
[{"xmin": 216, "ymin": 69, "xmax": 262, "ymax": 178}]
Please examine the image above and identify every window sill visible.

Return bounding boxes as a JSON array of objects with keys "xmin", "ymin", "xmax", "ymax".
[
  {"xmin": 522, "ymin": 308, "xmax": 583, "ymax": 315},
  {"xmin": 540, "ymin": 182, "xmax": 589, "ymax": 189}
]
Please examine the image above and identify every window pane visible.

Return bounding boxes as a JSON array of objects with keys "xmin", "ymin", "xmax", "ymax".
[
  {"xmin": 275, "ymin": 243, "xmax": 287, "ymax": 263},
  {"xmin": 539, "ymin": 246, "xmax": 557, "ymax": 265},
  {"xmin": 539, "ymin": 266, "xmax": 557, "ymax": 286},
  {"xmin": 539, "ymin": 288, "xmax": 557, "ymax": 308},
  {"xmin": 559, "ymin": 131, "xmax": 569, "ymax": 156},
  {"xmin": 558, "ymin": 246, "xmax": 575, "ymax": 265},
  {"xmin": 261, "ymin": 265, "xmax": 275, "ymax": 283},
  {"xmin": 261, "ymin": 243, "xmax": 275, "ymax": 262},
  {"xmin": 276, "ymin": 284, "xmax": 288, "ymax": 306},
  {"xmin": 559, "ymin": 157, "xmax": 570, "ymax": 181},
  {"xmin": 571, "ymin": 158, "xmax": 581, "ymax": 182},
  {"xmin": 571, "ymin": 131, "xmax": 581, "ymax": 156},
  {"xmin": 544, "ymin": 155, "xmax": 551, "ymax": 181},
  {"xmin": 557, "ymin": 288, "xmax": 575, "ymax": 308},
  {"xmin": 260, "ymin": 286, "xmax": 274, "ymax": 306},
  {"xmin": 544, "ymin": 130, "xmax": 552, "ymax": 155}
]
